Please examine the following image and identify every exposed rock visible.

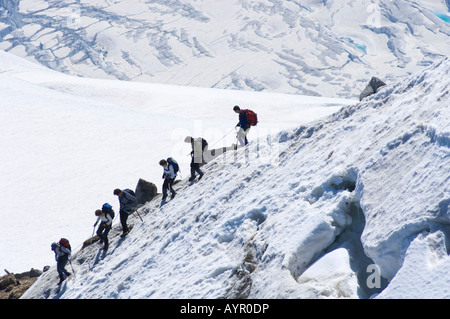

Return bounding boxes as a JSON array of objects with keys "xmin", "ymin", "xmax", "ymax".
[
  {"xmin": 135, "ymin": 178, "xmax": 158, "ymax": 205},
  {"xmin": 14, "ymin": 268, "xmax": 43, "ymax": 279},
  {"xmin": 0, "ymin": 267, "xmax": 48, "ymax": 299},
  {"xmin": 359, "ymin": 77, "xmax": 386, "ymax": 101},
  {"xmin": 0, "ymin": 273, "xmax": 17, "ymax": 290},
  {"xmin": 82, "ymin": 235, "xmax": 100, "ymax": 249}
]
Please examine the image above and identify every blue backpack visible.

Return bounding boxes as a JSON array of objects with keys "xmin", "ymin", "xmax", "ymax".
[
  {"xmin": 102, "ymin": 203, "xmax": 115, "ymax": 219},
  {"xmin": 167, "ymin": 157, "xmax": 179, "ymax": 174}
]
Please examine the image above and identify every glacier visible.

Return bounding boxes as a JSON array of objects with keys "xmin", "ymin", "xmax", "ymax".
[
  {"xmin": 20, "ymin": 57, "xmax": 450, "ymax": 299},
  {"xmin": 0, "ymin": 0, "xmax": 448, "ymax": 300},
  {"xmin": 0, "ymin": 0, "xmax": 449, "ymax": 98},
  {"xmin": 0, "ymin": 49, "xmax": 349, "ymax": 275}
]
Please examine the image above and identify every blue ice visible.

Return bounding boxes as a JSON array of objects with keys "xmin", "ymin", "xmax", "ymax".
[
  {"xmin": 343, "ymin": 38, "xmax": 367, "ymax": 54},
  {"xmin": 433, "ymin": 12, "xmax": 450, "ymax": 23}
]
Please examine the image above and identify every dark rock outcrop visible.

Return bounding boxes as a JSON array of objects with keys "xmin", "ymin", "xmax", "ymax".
[
  {"xmin": 135, "ymin": 178, "xmax": 158, "ymax": 205},
  {"xmin": 0, "ymin": 268, "xmax": 48, "ymax": 299}
]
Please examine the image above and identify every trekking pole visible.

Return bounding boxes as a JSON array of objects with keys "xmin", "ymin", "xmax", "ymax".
[
  {"xmin": 69, "ymin": 260, "xmax": 76, "ymax": 280},
  {"xmin": 210, "ymin": 127, "xmax": 236, "ymax": 149},
  {"xmin": 135, "ymin": 209, "xmax": 144, "ymax": 222}
]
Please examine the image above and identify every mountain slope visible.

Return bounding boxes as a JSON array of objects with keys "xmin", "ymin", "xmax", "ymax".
[
  {"xmin": 1, "ymin": 0, "xmax": 449, "ymax": 98},
  {"xmin": 0, "ymin": 49, "xmax": 349, "ymax": 274},
  {"xmin": 23, "ymin": 57, "xmax": 449, "ymax": 299}
]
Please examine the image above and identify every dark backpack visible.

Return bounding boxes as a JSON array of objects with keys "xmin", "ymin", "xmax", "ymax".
[
  {"xmin": 102, "ymin": 202, "xmax": 115, "ymax": 219},
  {"xmin": 167, "ymin": 157, "xmax": 180, "ymax": 174},
  {"xmin": 202, "ymin": 138, "xmax": 208, "ymax": 150},
  {"xmin": 244, "ymin": 109, "xmax": 258, "ymax": 126},
  {"xmin": 59, "ymin": 238, "xmax": 71, "ymax": 251},
  {"xmin": 124, "ymin": 188, "xmax": 136, "ymax": 197}
]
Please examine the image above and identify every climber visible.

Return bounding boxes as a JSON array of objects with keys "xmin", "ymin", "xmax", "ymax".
[
  {"xmin": 184, "ymin": 136, "xmax": 208, "ymax": 182},
  {"xmin": 233, "ymin": 105, "xmax": 258, "ymax": 147},
  {"xmin": 113, "ymin": 188, "xmax": 137, "ymax": 237},
  {"xmin": 51, "ymin": 239, "xmax": 72, "ymax": 285},
  {"xmin": 159, "ymin": 158, "xmax": 177, "ymax": 200},
  {"xmin": 94, "ymin": 204, "xmax": 114, "ymax": 251}
]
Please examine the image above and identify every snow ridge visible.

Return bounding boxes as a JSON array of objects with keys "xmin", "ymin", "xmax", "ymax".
[{"xmin": 22, "ymin": 58, "xmax": 449, "ymax": 299}]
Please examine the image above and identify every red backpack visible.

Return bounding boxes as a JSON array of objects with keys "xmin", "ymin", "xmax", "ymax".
[
  {"xmin": 244, "ymin": 109, "xmax": 258, "ymax": 126},
  {"xmin": 59, "ymin": 238, "xmax": 71, "ymax": 251}
]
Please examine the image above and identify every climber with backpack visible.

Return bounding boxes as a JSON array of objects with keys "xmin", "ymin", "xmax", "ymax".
[
  {"xmin": 233, "ymin": 105, "xmax": 258, "ymax": 147},
  {"xmin": 159, "ymin": 158, "xmax": 178, "ymax": 201},
  {"xmin": 113, "ymin": 188, "xmax": 137, "ymax": 237},
  {"xmin": 51, "ymin": 238, "xmax": 72, "ymax": 285},
  {"xmin": 93, "ymin": 203, "xmax": 114, "ymax": 251},
  {"xmin": 185, "ymin": 136, "xmax": 208, "ymax": 181}
]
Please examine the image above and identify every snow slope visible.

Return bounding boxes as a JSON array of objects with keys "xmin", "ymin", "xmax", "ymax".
[
  {"xmin": 0, "ymin": 0, "xmax": 449, "ymax": 98},
  {"xmin": 22, "ymin": 57, "xmax": 449, "ymax": 299},
  {"xmin": 0, "ymin": 50, "xmax": 349, "ymax": 274}
]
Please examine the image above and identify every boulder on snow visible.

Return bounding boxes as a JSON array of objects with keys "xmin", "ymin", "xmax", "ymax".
[
  {"xmin": 359, "ymin": 77, "xmax": 386, "ymax": 101},
  {"xmin": 82, "ymin": 235, "xmax": 100, "ymax": 249},
  {"xmin": 135, "ymin": 178, "xmax": 158, "ymax": 205}
]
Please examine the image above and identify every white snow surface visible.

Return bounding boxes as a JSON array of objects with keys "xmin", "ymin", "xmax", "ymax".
[
  {"xmin": 17, "ymin": 54, "xmax": 449, "ymax": 299},
  {"xmin": 0, "ymin": 50, "xmax": 348, "ymax": 274},
  {"xmin": 0, "ymin": 0, "xmax": 449, "ymax": 98}
]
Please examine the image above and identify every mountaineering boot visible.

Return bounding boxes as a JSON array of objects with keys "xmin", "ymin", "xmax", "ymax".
[
  {"xmin": 120, "ymin": 225, "xmax": 133, "ymax": 238},
  {"xmin": 189, "ymin": 176, "xmax": 196, "ymax": 182},
  {"xmin": 198, "ymin": 173, "xmax": 204, "ymax": 180},
  {"xmin": 171, "ymin": 192, "xmax": 176, "ymax": 199},
  {"xmin": 103, "ymin": 244, "xmax": 108, "ymax": 251},
  {"xmin": 57, "ymin": 273, "xmax": 71, "ymax": 285}
]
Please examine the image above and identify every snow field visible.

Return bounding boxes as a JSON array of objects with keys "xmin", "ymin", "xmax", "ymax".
[
  {"xmin": 22, "ymin": 57, "xmax": 450, "ymax": 299},
  {"xmin": 1, "ymin": 0, "xmax": 449, "ymax": 98},
  {"xmin": 0, "ymin": 50, "xmax": 348, "ymax": 274}
]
